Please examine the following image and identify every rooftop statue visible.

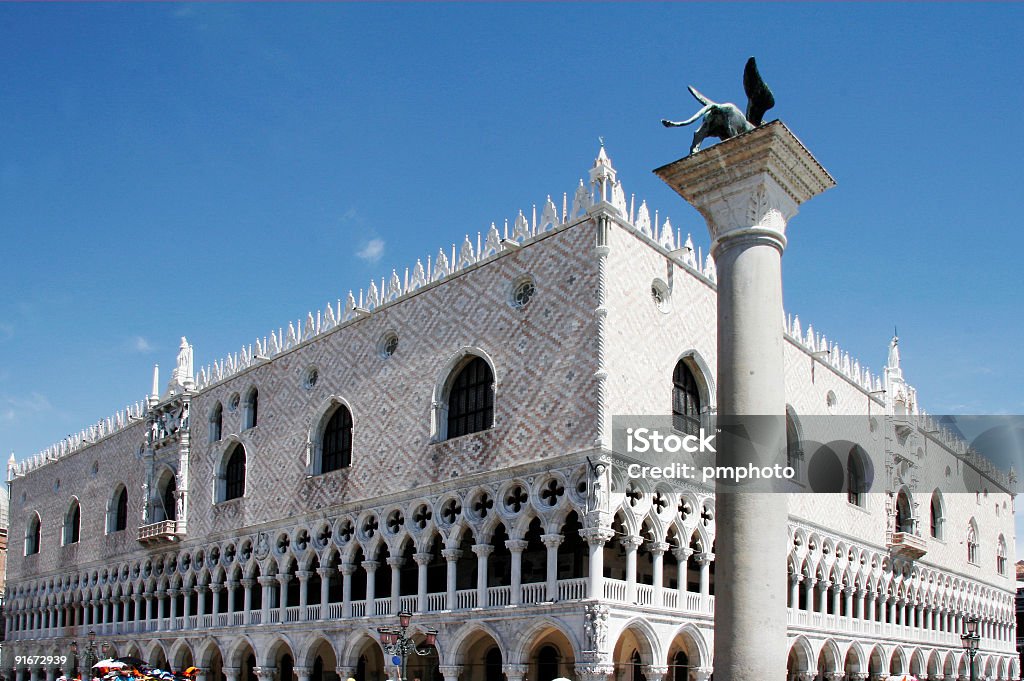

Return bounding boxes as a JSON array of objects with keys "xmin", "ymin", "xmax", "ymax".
[{"xmin": 662, "ymin": 57, "xmax": 775, "ymax": 155}]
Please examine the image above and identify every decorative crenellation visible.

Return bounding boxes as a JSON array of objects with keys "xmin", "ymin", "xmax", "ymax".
[{"xmin": 9, "ymin": 400, "xmax": 148, "ymax": 480}]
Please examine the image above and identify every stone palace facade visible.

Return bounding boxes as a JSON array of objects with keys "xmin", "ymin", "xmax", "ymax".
[{"xmin": 3, "ymin": 148, "xmax": 1018, "ymax": 681}]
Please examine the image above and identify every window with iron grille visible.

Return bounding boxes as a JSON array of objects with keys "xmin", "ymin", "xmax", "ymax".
[
  {"xmin": 447, "ymin": 357, "xmax": 494, "ymax": 439},
  {"xmin": 225, "ymin": 444, "xmax": 246, "ymax": 501},
  {"xmin": 322, "ymin": 405, "xmax": 353, "ymax": 473},
  {"xmin": 672, "ymin": 360, "xmax": 701, "ymax": 436}
]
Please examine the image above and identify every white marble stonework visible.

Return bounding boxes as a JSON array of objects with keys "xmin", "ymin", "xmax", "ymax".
[{"xmin": 4, "ymin": 147, "xmax": 1017, "ymax": 681}]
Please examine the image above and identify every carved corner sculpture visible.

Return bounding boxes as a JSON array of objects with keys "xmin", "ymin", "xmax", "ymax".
[{"xmin": 661, "ymin": 57, "xmax": 775, "ymax": 155}]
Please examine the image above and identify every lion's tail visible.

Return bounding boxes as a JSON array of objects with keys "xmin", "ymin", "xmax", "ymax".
[{"xmin": 662, "ymin": 105, "xmax": 711, "ymax": 128}]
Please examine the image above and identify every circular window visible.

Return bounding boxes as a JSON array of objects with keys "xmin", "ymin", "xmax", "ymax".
[
  {"xmin": 228, "ymin": 393, "xmax": 241, "ymax": 412},
  {"xmin": 304, "ymin": 367, "xmax": 319, "ymax": 390},
  {"xmin": 379, "ymin": 332, "xmax": 399, "ymax": 358},
  {"xmin": 651, "ymin": 279, "xmax": 670, "ymax": 313},
  {"xmin": 509, "ymin": 277, "xmax": 536, "ymax": 309}
]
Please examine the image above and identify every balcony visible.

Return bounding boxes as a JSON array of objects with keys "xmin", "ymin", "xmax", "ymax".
[
  {"xmin": 888, "ymin": 531, "xmax": 928, "ymax": 560},
  {"xmin": 137, "ymin": 520, "xmax": 183, "ymax": 545}
]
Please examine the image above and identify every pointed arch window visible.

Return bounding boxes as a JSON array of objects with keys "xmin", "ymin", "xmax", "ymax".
[
  {"xmin": 967, "ymin": 520, "xmax": 979, "ymax": 564},
  {"xmin": 243, "ymin": 387, "xmax": 259, "ymax": 430},
  {"xmin": 157, "ymin": 473, "xmax": 177, "ymax": 522},
  {"xmin": 25, "ymin": 513, "xmax": 41, "ymax": 555},
  {"xmin": 223, "ymin": 443, "xmax": 247, "ymax": 501},
  {"xmin": 64, "ymin": 500, "xmax": 81, "ymax": 545},
  {"xmin": 997, "ymin": 534, "xmax": 1007, "ymax": 575},
  {"xmin": 786, "ymin": 407, "xmax": 803, "ymax": 481},
  {"xmin": 209, "ymin": 402, "xmax": 223, "ymax": 442},
  {"xmin": 847, "ymin": 448, "xmax": 866, "ymax": 507},
  {"xmin": 447, "ymin": 356, "xmax": 494, "ymax": 439},
  {"xmin": 672, "ymin": 360, "xmax": 702, "ymax": 436},
  {"xmin": 321, "ymin": 405, "xmax": 353, "ymax": 473},
  {"xmin": 930, "ymin": 490, "xmax": 943, "ymax": 539},
  {"xmin": 108, "ymin": 486, "xmax": 129, "ymax": 533}
]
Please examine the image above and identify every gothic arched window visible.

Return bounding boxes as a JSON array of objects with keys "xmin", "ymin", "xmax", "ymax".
[
  {"xmin": 25, "ymin": 512, "xmax": 41, "ymax": 555},
  {"xmin": 997, "ymin": 534, "xmax": 1007, "ymax": 575},
  {"xmin": 108, "ymin": 485, "xmax": 129, "ymax": 533},
  {"xmin": 243, "ymin": 388, "xmax": 259, "ymax": 430},
  {"xmin": 786, "ymin": 407, "xmax": 803, "ymax": 480},
  {"xmin": 672, "ymin": 360, "xmax": 702, "ymax": 436},
  {"xmin": 321, "ymin": 405, "xmax": 353, "ymax": 473},
  {"xmin": 224, "ymin": 443, "xmax": 247, "ymax": 501},
  {"xmin": 210, "ymin": 402, "xmax": 223, "ymax": 442},
  {"xmin": 967, "ymin": 520, "xmax": 979, "ymax": 564},
  {"xmin": 847, "ymin": 448, "xmax": 866, "ymax": 507},
  {"xmin": 930, "ymin": 490, "xmax": 943, "ymax": 539},
  {"xmin": 64, "ymin": 500, "xmax": 81, "ymax": 545},
  {"xmin": 447, "ymin": 356, "xmax": 494, "ymax": 439}
]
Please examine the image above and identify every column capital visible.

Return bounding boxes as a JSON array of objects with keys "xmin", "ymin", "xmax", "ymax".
[
  {"xmin": 240, "ymin": 578, "xmax": 256, "ymax": 588},
  {"xmin": 253, "ymin": 667, "xmax": 276, "ymax": 681},
  {"xmin": 292, "ymin": 668, "xmax": 313, "ymax": 676},
  {"xmin": 295, "ymin": 570, "xmax": 313, "ymax": 581},
  {"xmin": 386, "ymin": 557, "xmax": 406, "ymax": 569},
  {"xmin": 339, "ymin": 563, "xmax": 358, "ymax": 576},
  {"xmin": 361, "ymin": 560, "xmax": 380, "ymax": 572},
  {"xmin": 276, "ymin": 574, "xmax": 293, "ymax": 585},
  {"xmin": 621, "ymin": 535, "xmax": 644, "ymax": 549},
  {"xmin": 654, "ymin": 121, "xmax": 835, "ymax": 252},
  {"xmin": 195, "ymin": 584, "xmax": 209, "ymax": 593},
  {"xmin": 648, "ymin": 541, "xmax": 670, "ymax": 555},
  {"xmin": 575, "ymin": 665, "xmax": 615, "ymax": 681},
  {"xmin": 541, "ymin": 533, "xmax": 564, "ymax": 548},
  {"xmin": 641, "ymin": 666, "xmax": 669, "ymax": 681},
  {"xmin": 674, "ymin": 546, "xmax": 694, "ymax": 561},
  {"xmin": 471, "ymin": 544, "xmax": 494, "ymax": 557},
  {"xmin": 505, "ymin": 539, "xmax": 529, "ymax": 552},
  {"xmin": 257, "ymin": 576, "xmax": 276, "ymax": 587},
  {"xmin": 695, "ymin": 552, "xmax": 713, "ymax": 566},
  {"xmin": 441, "ymin": 549, "xmax": 463, "ymax": 561},
  {"xmin": 167, "ymin": 589, "xmax": 180, "ymax": 597},
  {"xmin": 692, "ymin": 667, "xmax": 713, "ymax": 681},
  {"xmin": 209, "ymin": 584, "xmax": 224, "ymax": 593},
  {"xmin": 413, "ymin": 552, "xmax": 434, "ymax": 566},
  {"xmin": 580, "ymin": 527, "xmax": 615, "ymax": 545},
  {"xmin": 438, "ymin": 666, "xmax": 464, "ymax": 680},
  {"xmin": 317, "ymin": 567, "xmax": 334, "ymax": 578},
  {"xmin": 334, "ymin": 669, "xmax": 357, "ymax": 681}
]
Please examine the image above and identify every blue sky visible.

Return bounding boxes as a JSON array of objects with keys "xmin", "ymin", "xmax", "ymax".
[{"xmin": 2, "ymin": 4, "xmax": 1022, "ymax": 549}]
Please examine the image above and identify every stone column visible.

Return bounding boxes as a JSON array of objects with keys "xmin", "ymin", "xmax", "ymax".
[
  {"xmin": 168, "ymin": 589, "xmax": 179, "ymax": 629},
  {"xmin": 697, "ymin": 553, "xmax": 712, "ymax": 598},
  {"xmin": 442, "ymin": 549, "xmax": 462, "ymax": 610},
  {"xmin": 294, "ymin": 668, "xmax": 313, "ymax": 681},
  {"xmin": 818, "ymin": 581, "xmax": 830, "ymax": 615},
  {"xmin": 157, "ymin": 589, "xmax": 167, "ymax": 626},
  {"xmin": 865, "ymin": 591, "xmax": 875, "ymax": 622},
  {"xmin": 296, "ymin": 571, "xmax": 311, "ymax": 620},
  {"xmin": 340, "ymin": 564, "xmax": 356, "ymax": 618},
  {"xmin": 193, "ymin": 668, "xmax": 210, "ymax": 681},
  {"xmin": 541, "ymin": 534, "xmax": 563, "ymax": 602},
  {"xmin": 506, "ymin": 539, "xmax": 529, "ymax": 605},
  {"xmin": 196, "ymin": 585, "xmax": 208, "ymax": 620},
  {"xmin": 210, "ymin": 584, "xmax": 223, "ymax": 621},
  {"xmin": 439, "ymin": 666, "xmax": 465, "ymax": 681},
  {"xmin": 650, "ymin": 542, "xmax": 669, "ymax": 607},
  {"xmin": 788, "ymin": 574, "xmax": 800, "ymax": 608},
  {"xmin": 676, "ymin": 547, "xmax": 693, "ymax": 605},
  {"xmin": 317, "ymin": 567, "xmax": 332, "ymax": 620},
  {"xmin": 241, "ymin": 578, "xmax": 254, "ymax": 619},
  {"xmin": 581, "ymin": 528, "xmax": 614, "ymax": 601},
  {"xmin": 622, "ymin": 535, "xmax": 643, "ymax": 603},
  {"xmin": 362, "ymin": 560, "xmax": 379, "ymax": 616},
  {"xmin": 387, "ymin": 557, "xmax": 405, "ymax": 615},
  {"xmin": 413, "ymin": 553, "xmax": 432, "ymax": 612},
  {"xmin": 253, "ymin": 667, "xmax": 276, "ymax": 681},
  {"xmin": 182, "ymin": 586, "xmax": 192, "ymax": 623},
  {"xmin": 502, "ymin": 665, "xmax": 526, "ymax": 681},
  {"xmin": 223, "ymin": 667, "xmax": 241, "ymax": 681},
  {"xmin": 656, "ymin": 121, "xmax": 835, "ymax": 681},
  {"xmin": 472, "ymin": 544, "xmax": 494, "ymax": 607},
  {"xmin": 227, "ymin": 580, "xmax": 239, "ymax": 620},
  {"xmin": 277, "ymin": 574, "xmax": 292, "ymax": 622},
  {"xmin": 258, "ymin": 576, "xmax": 275, "ymax": 624}
]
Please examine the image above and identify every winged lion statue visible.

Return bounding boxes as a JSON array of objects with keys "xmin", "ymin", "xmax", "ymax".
[{"xmin": 662, "ymin": 57, "xmax": 775, "ymax": 155}]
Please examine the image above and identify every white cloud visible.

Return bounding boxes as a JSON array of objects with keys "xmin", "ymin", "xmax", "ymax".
[
  {"xmin": 0, "ymin": 392, "xmax": 52, "ymax": 422},
  {"xmin": 129, "ymin": 336, "xmax": 154, "ymax": 353},
  {"xmin": 357, "ymin": 239, "xmax": 385, "ymax": 263}
]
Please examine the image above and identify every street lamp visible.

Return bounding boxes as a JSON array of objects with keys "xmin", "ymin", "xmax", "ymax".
[
  {"xmin": 377, "ymin": 611, "xmax": 438, "ymax": 681},
  {"xmin": 960, "ymin": 616, "xmax": 980, "ymax": 681},
  {"xmin": 69, "ymin": 631, "xmax": 109, "ymax": 679}
]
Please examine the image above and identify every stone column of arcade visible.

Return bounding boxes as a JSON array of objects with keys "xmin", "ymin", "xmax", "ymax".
[{"xmin": 656, "ymin": 121, "xmax": 834, "ymax": 680}]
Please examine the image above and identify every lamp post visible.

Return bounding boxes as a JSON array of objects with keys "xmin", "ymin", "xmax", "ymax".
[
  {"xmin": 960, "ymin": 616, "xmax": 980, "ymax": 681},
  {"xmin": 69, "ymin": 631, "xmax": 109, "ymax": 680},
  {"xmin": 377, "ymin": 611, "xmax": 437, "ymax": 681}
]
